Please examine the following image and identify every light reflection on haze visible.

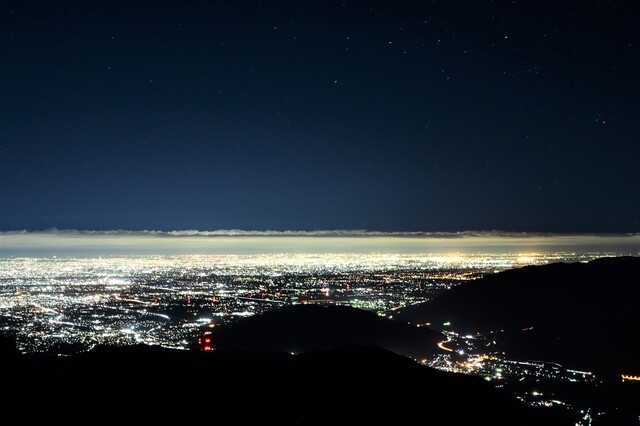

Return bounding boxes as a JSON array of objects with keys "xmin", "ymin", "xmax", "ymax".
[{"xmin": 0, "ymin": 229, "xmax": 638, "ymax": 257}]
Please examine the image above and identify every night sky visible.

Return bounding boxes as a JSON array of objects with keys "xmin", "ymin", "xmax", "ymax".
[{"xmin": 2, "ymin": 1, "xmax": 639, "ymax": 234}]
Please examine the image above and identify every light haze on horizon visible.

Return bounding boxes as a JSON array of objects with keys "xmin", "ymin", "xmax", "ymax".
[{"xmin": 1, "ymin": 229, "xmax": 638, "ymax": 257}]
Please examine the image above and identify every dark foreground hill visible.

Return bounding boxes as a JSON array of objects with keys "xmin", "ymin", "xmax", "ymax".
[
  {"xmin": 201, "ymin": 303, "xmax": 445, "ymax": 360},
  {"xmin": 1, "ymin": 340, "xmax": 569, "ymax": 425}
]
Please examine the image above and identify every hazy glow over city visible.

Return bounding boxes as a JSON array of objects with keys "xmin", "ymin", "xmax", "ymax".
[{"xmin": 2, "ymin": 230, "xmax": 639, "ymax": 257}]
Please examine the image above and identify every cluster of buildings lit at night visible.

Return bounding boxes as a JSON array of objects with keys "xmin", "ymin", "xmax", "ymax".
[{"xmin": 1, "ymin": 251, "xmax": 600, "ymax": 354}]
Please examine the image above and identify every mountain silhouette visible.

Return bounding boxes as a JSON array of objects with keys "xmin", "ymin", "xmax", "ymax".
[
  {"xmin": 201, "ymin": 303, "xmax": 445, "ymax": 360},
  {"xmin": 393, "ymin": 255, "xmax": 640, "ymax": 378},
  {"xmin": 392, "ymin": 255, "xmax": 640, "ymax": 424}
]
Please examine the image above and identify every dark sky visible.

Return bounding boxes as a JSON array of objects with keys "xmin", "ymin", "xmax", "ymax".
[{"xmin": 1, "ymin": 0, "xmax": 638, "ymax": 233}]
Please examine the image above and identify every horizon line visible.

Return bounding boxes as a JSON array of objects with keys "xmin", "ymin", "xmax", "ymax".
[
  {"xmin": 2, "ymin": 228, "xmax": 640, "ymax": 238},
  {"xmin": 1, "ymin": 228, "xmax": 639, "ymax": 257}
]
